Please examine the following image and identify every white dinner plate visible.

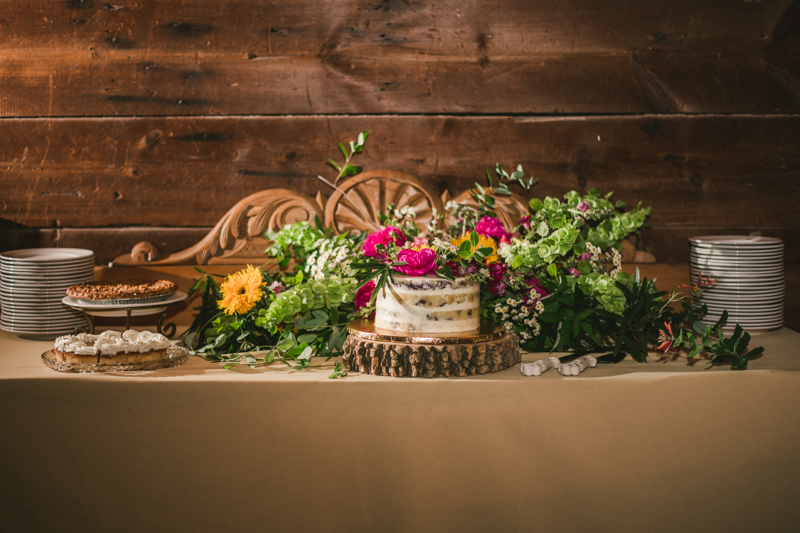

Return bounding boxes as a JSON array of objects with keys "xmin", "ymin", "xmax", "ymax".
[
  {"xmin": 0, "ymin": 267, "xmax": 94, "ymax": 279},
  {"xmin": 1, "ymin": 317, "xmax": 87, "ymax": 327},
  {"xmin": 0, "ymin": 248, "xmax": 94, "ymax": 263},
  {"xmin": 689, "ymin": 236, "xmax": 783, "ymax": 246},
  {"xmin": 689, "ymin": 272, "xmax": 785, "ymax": 282},
  {"xmin": 696, "ymin": 297, "xmax": 784, "ymax": 306},
  {"xmin": 0, "ymin": 264, "xmax": 95, "ymax": 275},
  {"xmin": 701, "ymin": 319, "xmax": 784, "ymax": 329},
  {"xmin": 708, "ymin": 307, "xmax": 783, "ymax": 319},
  {"xmin": 0, "ymin": 323, "xmax": 86, "ymax": 334},
  {"xmin": 689, "ymin": 261, "xmax": 784, "ymax": 272},
  {"xmin": 0, "ymin": 278, "xmax": 92, "ymax": 289},
  {"xmin": 689, "ymin": 247, "xmax": 784, "ymax": 256}
]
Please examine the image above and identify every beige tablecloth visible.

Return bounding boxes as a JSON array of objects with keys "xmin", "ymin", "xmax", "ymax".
[{"xmin": 1, "ymin": 329, "xmax": 800, "ymax": 533}]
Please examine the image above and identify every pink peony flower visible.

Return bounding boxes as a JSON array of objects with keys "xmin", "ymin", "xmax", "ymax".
[
  {"xmin": 475, "ymin": 216, "xmax": 511, "ymax": 243},
  {"xmin": 394, "ymin": 248, "xmax": 437, "ymax": 276},
  {"xmin": 355, "ymin": 280, "xmax": 376, "ymax": 311},
  {"xmin": 411, "ymin": 236, "xmax": 430, "ymax": 250},
  {"xmin": 362, "ymin": 226, "xmax": 407, "ymax": 258},
  {"xmin": 519, "ymin": 215, "xmax": 531, "ymax": 231},
  {"xmin": 577, "ymin": 201, "xmax": 590, "ymax": 212}
]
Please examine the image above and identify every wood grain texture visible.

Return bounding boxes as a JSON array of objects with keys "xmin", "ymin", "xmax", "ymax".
[
  {"xmin": 1, "ymin": 0, "xmax": 798, "ymax": 116},
  {"xmin": 1, "ymin": 115, "xmax": 797, "ymax": 228}
]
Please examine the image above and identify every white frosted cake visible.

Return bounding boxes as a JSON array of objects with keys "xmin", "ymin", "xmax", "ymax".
[
  {"xmin": 375, "ymin": 275, "xmax": 480, "ymax": 333},
  {"xmin": 53, "ymin": 329, "xmax": 171, "ymax": 364}
]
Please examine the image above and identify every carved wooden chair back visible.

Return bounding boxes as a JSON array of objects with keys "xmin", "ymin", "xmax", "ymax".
[{"xmin": 113, "ymin": 170, "xmax": 530, "ymax": 266}]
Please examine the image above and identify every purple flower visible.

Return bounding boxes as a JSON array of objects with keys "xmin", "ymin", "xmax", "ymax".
[
  {"xmin": 488, "ymin": 262, "xmax": 507, "ymax": 282},
  {"xmin": 488, "ymin": 281, "xmax": 506, "ymax": 297},
  {"xmin": 475, "ymin": 216, "xmax": 511, "ymax": 243},
  {"xmin": 519, "ymin": 215, "xmax": 531, "ymax": 231},
  {"xmin": 568, "ymin": 267, "xmax": 581, "ymax": 277},
  {"xmin": 362, "ymin": 226, "xmax": 407, "ymax": 258},
  {"xmin": 445, "ymin": 260, "xmax": 479, "ymax": 277},
  {"xmin": 394, "ymin": 248, "xmax": 437, "ymax": 276},
  {"xmin": 579, "ymin": 252, "xmax": 592, "ymax": 261},
  {"xmin": 268, "ymin": 281, "xmax": 285, "ymax": 295},
  {"xmin": 355, "ymin": 280, "xmax": 376, "ymax": 313},
  {"xmin": 577, "ymin": 201, "xmax": 590, "ymax": 212}
]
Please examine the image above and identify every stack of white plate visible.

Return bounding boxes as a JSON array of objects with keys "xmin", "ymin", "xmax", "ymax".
[
  {"xmin": 0, "ymin": 248, "xmax": 94, "ymax": 336},
  {"xmin": 690, "ymin": 236, "xmax": 784, "ymax": 331}
]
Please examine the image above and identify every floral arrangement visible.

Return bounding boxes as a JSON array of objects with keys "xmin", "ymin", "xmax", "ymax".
[{"xmin": 185, "ymin": 131, "xmax": 762, "ymax": 374}]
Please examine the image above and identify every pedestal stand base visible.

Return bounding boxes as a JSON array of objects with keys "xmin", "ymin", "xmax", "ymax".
[{"xmin": 343, "ymin": 320, "xmax": 520, "ymax": 378}]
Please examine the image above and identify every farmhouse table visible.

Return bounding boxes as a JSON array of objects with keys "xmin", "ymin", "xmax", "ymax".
[{"xmin": 1, "ymin": 328, "xmax": 799, "ymax": 533}]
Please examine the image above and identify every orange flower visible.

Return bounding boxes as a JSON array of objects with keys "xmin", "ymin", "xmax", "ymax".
[{"xmin": 217, "ymin": 265, "xmax": 265, "ymax": 315}]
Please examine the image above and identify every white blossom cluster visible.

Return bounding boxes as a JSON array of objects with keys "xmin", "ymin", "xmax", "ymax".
[
  {"xmin": 609, "ymin": 248, "xmax": 622, "ymax": 279},
  {"xmin": 585, "ymin": 242, "xmax": 602, "ymax": 261},
  {"xmin": 495, "ymin": 295, "xmax": 543, "ymax": 342},
  {"xmin": 305, "ymin": 240, "xmax": 355, "ymax": 280},
  {"xmin": 424, "ymin": 207, "xmax": 445, "ymax": 235},
  {"xmin": 431, "ymin": 237, "xmax": 457, "ymax": 254},
  {"xmin": 392, "ymin": 206, "xmax": 416, "ymax": 220}
]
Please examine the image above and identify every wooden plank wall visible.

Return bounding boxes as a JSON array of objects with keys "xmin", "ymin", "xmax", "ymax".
[{"xmin": 1, "ymin": 0, "xmax": 798, "ymax": 328}]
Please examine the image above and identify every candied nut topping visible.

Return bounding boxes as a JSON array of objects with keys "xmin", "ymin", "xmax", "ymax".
[{"xmin": 66, "ymin": 279, "xmax": 177, "ymax": 300}]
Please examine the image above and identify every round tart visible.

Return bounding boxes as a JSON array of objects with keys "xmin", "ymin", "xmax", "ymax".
[{"xmin": 66, "ymin": 279, "xmax": 178, "ymax": 305}]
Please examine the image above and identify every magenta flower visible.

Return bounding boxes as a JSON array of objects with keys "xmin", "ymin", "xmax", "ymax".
[
  {"xmin": 362, "ymin": 226, "xmax": 407, "ymax": 258},
  {"xmin": 579, "ymin": 252, "xmax": 592, "ymax": 261},
  {"xmin": 577, "ymin": 201, "xmax": 590, "ymax": 212},
  {"xmin": 568, "ymin": 267, "xmax": 581, "ymax": 277},
  {"xmin": 519, "ymin": 215, "xmax": 532, "ymax": 231},
  {"xmin": 475, "ymin": 216, "xmax": 511, "ymax": 243},
  {"xmin": 394, "ymin": 248, "xmax": 437, "ymax": 276},
  {"xmin": 355, "ymin": 280, "xmax": 376, "ymax": 312},
  {"xmin": 488, "ymin": 281, "xmax": 506, "ymax": 297},
  {"xmin": 488, "ymin": 262, "xmax": 507, "ymax": 282},
  {"xmin": 525, "ymin": 277, "xmax": 550, "ymax": 298}
]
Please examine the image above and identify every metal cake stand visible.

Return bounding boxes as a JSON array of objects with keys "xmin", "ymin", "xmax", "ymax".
[{"xmin": 61, "ymin": 291, "xmax": 188, "ymax": 338}]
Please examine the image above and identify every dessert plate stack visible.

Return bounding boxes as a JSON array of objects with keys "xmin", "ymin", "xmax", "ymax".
[
  {"xmin": 689, "ymin": 236, "xmax": 784, "ymax": 332},
  {"xmin": 0, "ymin": 248, "xmax": 94, "ymax": 336}
]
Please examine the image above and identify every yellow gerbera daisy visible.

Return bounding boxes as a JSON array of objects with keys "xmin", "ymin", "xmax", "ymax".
[
  {"xmin": 451, "ymin": 233, "xmax": 500, "ymax": 264},
  {"xmin": 218, "ymin": 264, "xmax": 265, "ymax": 315}
]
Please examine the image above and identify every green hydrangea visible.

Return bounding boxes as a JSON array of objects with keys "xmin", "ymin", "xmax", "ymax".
[
  {"xmin": 586, "ymin": 206, "xmax": 650, "ymax": 251},
  {"xmin": 501, "ymin": 224, "xmax": 578, "ymax": 268},
  {"xmin": 265, "ymin": 221, "xmax": 326, "ymax": 264},
  {"xmin": 576, "ymin": 273, "xmax": 626, "ymax": 315},
  {"xmin": 255, "ymin": 276, "xmax": 357, "ymax": 333}
]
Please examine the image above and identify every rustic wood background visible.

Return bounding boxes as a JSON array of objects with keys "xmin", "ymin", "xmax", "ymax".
[{"xmin": 1, "ymin": 0, "xmax": 798, "ymax": 329}]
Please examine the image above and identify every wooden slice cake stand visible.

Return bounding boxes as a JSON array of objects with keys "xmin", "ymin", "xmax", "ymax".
[{"xmin": 343, "ymin": 319, "xmax": 521, "ymax": 378}]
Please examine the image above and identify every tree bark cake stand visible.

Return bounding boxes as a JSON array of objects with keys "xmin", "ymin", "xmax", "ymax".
[{"xmin": 343, "ymin": 319, "xmax": 521, "ymax": 378}]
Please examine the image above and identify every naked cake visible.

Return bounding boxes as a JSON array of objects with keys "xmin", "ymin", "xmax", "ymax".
[
  {"xmin": 52, "ymin": 329, "xmax": 171, "ymax": 364},
  {"xmin": 66, "ymin": 279, "xmax": 177, "ymax": 304},
  {"xmin": 375, "ymin": 275, "xmax": 480, "ymax": 333}
]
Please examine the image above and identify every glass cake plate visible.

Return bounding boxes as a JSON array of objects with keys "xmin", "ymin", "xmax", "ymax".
[{"xmin": 41, "ymin": 345, "xmax": 189, "ymax": 373}]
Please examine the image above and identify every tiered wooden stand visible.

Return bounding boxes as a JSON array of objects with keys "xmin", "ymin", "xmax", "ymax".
[{"xmin": 343, "ymin": 320, "xmax": 521, "ymax": 378}]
